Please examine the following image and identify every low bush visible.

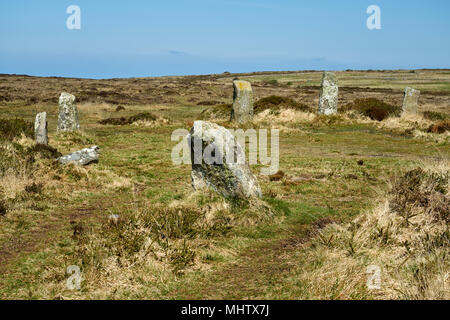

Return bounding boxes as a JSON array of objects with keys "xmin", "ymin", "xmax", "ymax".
[
  {"xmin": 254, "ymin": 96, "xmax": 310, "ymax": 113},
  {"xmin": 422, "ymin": 111, "xmax": 449, "ymax": 121},
  {"xmin": 0, "ymin": 142, "xmax": 33, "ymax": 176},
  {"xmin": 27, "ymin": 144, "xmax": 62, "ymax": 159},
  {"xmin": 197, "ymin": 100, "xmax": 221, "ymax": 106},
  {"xmin": 200, "ymin": 104, "xmax": 232, "ymax": 120},
  {"xmin": 0, "ymin": 118, "xmax": 34, "ymax": 141},
  {"xmin": 343, "ymin": 98, "xmax": 401, "ymax": 121},
  {"xmin": 99, "ymin": 112, "xmax": 157, "ymax": 125},
  {"xmin": 428, "ymin": 120, "xmax": 450, "ymax": 134},
  {"xmin": 263, "ymin": 79, "xmax": 279, "ymax": 86}
]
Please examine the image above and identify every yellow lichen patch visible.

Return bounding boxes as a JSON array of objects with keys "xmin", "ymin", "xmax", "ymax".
[{"xmin": 235, "ymin": 80, "xmax": 251, "ymax": 91}]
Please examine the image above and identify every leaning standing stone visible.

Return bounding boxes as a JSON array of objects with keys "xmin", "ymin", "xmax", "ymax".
[
  {"xmin": 58, "ymin": 92, "xmax": 80, "ymax": 132},
  {"xmin": 231, "ymin": 80, "xmax": 254, "ymax": 124},
  {"xmin": 34, "ymin": 112, "xmax": 48, "ymax": 145},
  {"xmin": 318, "ymin": 72, "xmax": 339, "ymax": 115},
  {"xmin": 188, "ymin": 120, "xmax": 261, "ymax": 201},
  {"xmin": 58, "ymin": 146, "xmax": 100, "ymax": 166},
  {"xmin": 402, "ymin": 87, "xmax": 420, "ymax": 115}
]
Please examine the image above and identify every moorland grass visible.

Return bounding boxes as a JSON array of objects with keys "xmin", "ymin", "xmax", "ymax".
[{"xmin": 0, "ymin": 71, "xmax": 448, "ymax": 299}]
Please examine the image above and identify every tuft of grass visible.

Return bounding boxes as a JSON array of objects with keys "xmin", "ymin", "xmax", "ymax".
[{"xmin": 343, "ymin": 98, "xmax": 401, "ymax": 121}]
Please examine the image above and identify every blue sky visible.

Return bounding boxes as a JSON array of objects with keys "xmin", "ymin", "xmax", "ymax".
[{"xmin": 0, "ymin": 0, "xmax": 449, "ymax": 78}]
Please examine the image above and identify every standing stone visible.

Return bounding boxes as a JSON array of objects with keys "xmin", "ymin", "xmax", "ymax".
[
  {"xmin": 188, "ymin": 120, "xmax": 261, "ymax": 201},
  {"xmin": 318, "ymin": 72, "xmax": 339, "ymax": 115},
  {"xmin": 58, "ymin": 92, "xmax": 80, "ymax": 132},
  {"xmin": 34, "ymin": 112, "xmax": 48, "ymax": 145},
  {"xmin": 231, "ymin": 80, "xmax": 254, "ymax": 124},
  {"xmin": 402, "ymin": 87, "xmax": 420, "ymax": 115}
]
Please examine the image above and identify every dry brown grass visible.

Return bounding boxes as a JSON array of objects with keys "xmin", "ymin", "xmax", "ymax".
[
  {"xmin": 287, "ymin": 162, "xmax": 449, "ymax": 300},
  {"xmin": 378, "ymin": 114, "xmax": 433, "ymax": 131},
  {"xmin": 37, "ymin": 191, "xmax": 276, "ymax": 298}
]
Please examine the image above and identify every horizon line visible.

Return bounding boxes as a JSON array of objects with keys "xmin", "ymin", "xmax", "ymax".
[{"xmin": 2, "ymin": 67, "xmax": 450, "ymax": 81}]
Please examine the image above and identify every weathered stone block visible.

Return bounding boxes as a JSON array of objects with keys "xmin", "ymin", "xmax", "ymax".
[
  {"xmin": 318, "ymin": 72, "xmax": 338, "ymax": 115},
  {"xmin": 188, "ymin": 121, "xmax": 261, "ymax": 201},
  {"xmin": 231, "ymin": 80, "xmax": 254, "ymax": 124},
  {"xmin": 34, "ymin": 112, "xmax": 48, "ymax": 145},
  {"xmin": 58, "ymin": 146, "xmax": 100, "ymax": 166},
  {"xmin": 402, "ymin": 87, "xmax": 420, "ymax": 115},
  {"xmin": 58, "ymin": 92, "xmax": 80, "ymax": 132}
]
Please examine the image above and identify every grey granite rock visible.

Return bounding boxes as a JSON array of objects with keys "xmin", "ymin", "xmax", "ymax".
[
  {"xmin": 34, "ymin": 112, "xmax": 48, "ymax": 145},
  {"xmin": 188, "ymin": 121, "xmax": 261, "ymax": 201},
  {"xmin": 58, "ymin": 92, "xmax": 80, "ymax": 132},
  {"xmin": 231, "ymin": 80, "xmax": 254, "ymax": 124},
  {"xmin": 58, "ymin": 146, "xmax": 100, "ymax": 166},
  {"xmin": 402, "ymin": 87, "xmax": 420, "ymax": 115},
  {"xmin": 318, "ymin": 72, "xmax": 339, "ymax": 115}
]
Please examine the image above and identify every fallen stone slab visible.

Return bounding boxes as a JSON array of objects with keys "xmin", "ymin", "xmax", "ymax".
[{"xmin": 58, "ymin": 146, "xmax": 100, "ymax": 166}]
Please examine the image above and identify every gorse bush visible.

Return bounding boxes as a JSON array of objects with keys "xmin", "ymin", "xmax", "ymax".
[
  {"xmin": 0, "ymin": 118, "xmax": 34, "ymax": 141},
  {"xmin": 343, "ymin": 98, "xmax": 401, "ymax": 121},
  {"xmin": 390, "ymin": 167, "xmax": 449, "ymax": 222}
]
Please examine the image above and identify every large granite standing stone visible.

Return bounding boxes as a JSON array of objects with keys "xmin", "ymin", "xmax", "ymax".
[
  {"xmin": 402, "ymin": 87, "xmax": 420, "ymax": 115},
  {"xmin": 188, "ymin": 120, "xmax": 261, "ymax": 201},
  {"xmin": 34, "ymin": 112, "xmax": 48, "ymax": 145},
  {"xmin": 58, "ymin": 92, "xmax": 80, "ymax": 132},
  {"xmin": 318, "ymin": 72, "xmax": 339, "ymax": 115},
  {"xmin": 231, "ymin": 80, "xmax": 254, "ymax": 124},
  {"xmin": 58, "ymin": 146, "xmax": 100, "ymax": 166}
]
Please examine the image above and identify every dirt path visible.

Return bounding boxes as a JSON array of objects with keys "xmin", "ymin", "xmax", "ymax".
[
  {"xmin": 0, "ymin": 200, "xmax": 105, "ymax": 275},
  {"xmin": 174, "ymin": 219, "xmax": 334, "ymax": 299}
]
